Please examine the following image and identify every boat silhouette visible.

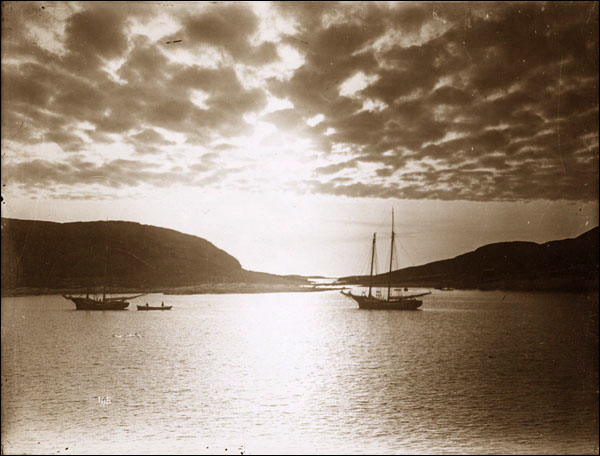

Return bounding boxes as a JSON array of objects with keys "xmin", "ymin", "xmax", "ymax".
[
  {"xmin": 341, "ymin": 209, "xmax": 431, "ymax": 310},
  {"xmin": 137, "ymin": 302, "xmax": 172, "ymax": 311},
  {"xmin": 63, "ymin": 224, "xmax": 144, "ymax": 310}
]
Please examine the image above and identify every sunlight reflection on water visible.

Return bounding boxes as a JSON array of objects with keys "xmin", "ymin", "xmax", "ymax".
[{"xmin": 1, "ymin": 290, "xmax": 598, "ymax": 454}]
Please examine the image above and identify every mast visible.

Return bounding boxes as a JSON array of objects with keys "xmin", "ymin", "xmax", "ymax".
[
  {"xmin": 102, "ymin": 224, "xmax": 108, "ymax": 302},
  {"xmin": 368, "ymin": 233, "xmax": 376, "ymax": 298},
  {"xmin": 387, "ymin": 209, "xmax": 394, "ymax": 301}
]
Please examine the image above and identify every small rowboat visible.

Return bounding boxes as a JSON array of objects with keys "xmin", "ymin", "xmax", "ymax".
[{"xmin": 137, "ymin": 304, "xmax": 172, "ymax": 311}]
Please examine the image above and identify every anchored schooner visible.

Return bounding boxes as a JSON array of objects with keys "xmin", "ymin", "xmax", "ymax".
[
  {"xmin": 64, "ymin": 293, "xmax": 144, "ymax": 310},
  {"xmin": 63, "ymin": 225, "xmax": 144, "ymax": 310},
  {"xmin": 341, "ymin": 209, "xmax": 431, "ymax": 310}
]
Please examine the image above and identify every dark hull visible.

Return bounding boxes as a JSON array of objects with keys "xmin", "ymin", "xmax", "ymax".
[
  {"xmin": 137, "ymin": 305, "xmax": 172, "ymax": 311},
  {"xmin": 342, "ymin": 291, "xmax": 423, "ymax": 310},
  {"xmin": 64, "ymin": 296, "xmax": 130, "ymax": 310}
]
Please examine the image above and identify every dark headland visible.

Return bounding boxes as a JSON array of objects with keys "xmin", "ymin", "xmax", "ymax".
[
  {"xmin": 1, "ymin": 218, "xmax": 328, "ymax": 297},
  {"xmin": 337, "ymin": 226, "xmax": 599, "ymax": 292},
  {"xmin": 2, "ymin": 218, "xmax": 598, "ymax": 296}
]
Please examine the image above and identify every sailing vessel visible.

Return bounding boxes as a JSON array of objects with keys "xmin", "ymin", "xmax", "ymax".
[
  {"xmin": 341, "ymin": 209, "xmax": 430, "ymax": 310},
  {"xmin": 64, "ymin": 293, "xmax": 144, "ymax": 310},
  {"xmin": 63, "ymin": 225, "xmax": 144, "ymax": 310}
]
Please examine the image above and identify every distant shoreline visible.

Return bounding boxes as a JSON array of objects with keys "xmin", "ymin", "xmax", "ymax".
[
  {"xmin": 334, "ymin": 280, "xmax": 599, "ymax": 293},
  {"xmin": 333, "ymin": 278, "xmax": 599, "ymax": 294},
  {"xmin": 1, "ymin": 283, "xmax": 347, "ymax": 298},
  {"xmin": 2, "ymin": 282, "xmax": 597, "ymax": 298}
]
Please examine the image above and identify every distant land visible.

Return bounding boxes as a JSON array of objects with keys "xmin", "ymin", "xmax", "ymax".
[
  {"xmin": 2, "ymin": 218, "xmax": 598, "ymax": 297},
  {"xmin": 337, "ymin": 227, "xmax": 599, "ymax": 292},
  {"xmin": 1, "ymin": 218, "xmax": 312, "ymax": 297}
]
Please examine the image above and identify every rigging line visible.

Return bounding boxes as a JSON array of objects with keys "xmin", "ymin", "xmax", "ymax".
[
  {"xmin": 396, "ymin": 233, "xmax": 431, "ymax": 293},
  {"xmin": 392, "ymin": 239, "xmax": 400, "ymax": 271},
  {"xmin": 350, "ymin": 246, "xmax": 366, "ymax": 279},
  {"xmin": 363, "ymin": 250, "xmax": 371, "ymax": 277},
  {"xmin": 103, "ymin": 219, "xmax": 108, "ymax": 301},
  {"xmin": 373, "ymin": 247, "xmax": 378, "ymax": 276},
  {"xmin": 350, "ymin": 237, "xmax": 369, "ymax": 277},
  {"xmin": 361, "ymin": 238, "xmax": 375, "ymax": 277},
  {"xmin": 396, "ymin": 236, "xmax": 416, "ymax": 268},
  {"xmin": 371, "ymin": 208, "xmax": 394, "ymax": 274}
]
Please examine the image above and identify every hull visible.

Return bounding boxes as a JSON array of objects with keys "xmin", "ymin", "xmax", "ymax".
[
  {"xmin": 341, "ymin": 291, "xmax": 423, "ymax": 310},
  {"xmin": 137, "ymin": 305, "xmax": 172, "ymax": 311},
  {"xmin": 64, "ymin": 296, "xmax": 130, "ymax": 310}
]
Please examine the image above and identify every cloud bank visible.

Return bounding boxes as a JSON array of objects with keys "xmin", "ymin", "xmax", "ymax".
[{"xmin": 2, "ymin": 1, "xmax": 598, "ymax": 201}]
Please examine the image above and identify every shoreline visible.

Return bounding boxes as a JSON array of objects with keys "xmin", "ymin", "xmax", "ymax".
[
  {"xmin": 334, "ymin": 278, "xmax": 599, "ymax": 294},
  {"xmin": 2, "ymin": 283, "xmax": 597, "ymax": 298},
  {"xmin": 1, "ymin": 283, "xmax": 347, "ymax": 298},
  {"xmin": 164, "ymin": 283, "xmax": 345, "ymax": 295}
]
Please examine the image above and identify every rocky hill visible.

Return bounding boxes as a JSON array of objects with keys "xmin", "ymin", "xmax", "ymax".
[
  {"xmin": 338, "ymin": 227, "xmax": 599, "ymax": 292},
  {"xmin": 1, "ymin": 218, "xmax": 305, "ymax": 295}
]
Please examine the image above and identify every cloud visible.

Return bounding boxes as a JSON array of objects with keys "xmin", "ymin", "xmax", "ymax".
[
  {"xmin": 64, "ymin": 5, "xmax": 129, "ymax": 62},
  {"xmin": 1, "ymin": 155, "xmax": 220, "ymax": 192},
  {"xmin": 1, "ymin": 2, "xmax": 598, "ymax": 202},
  {"xmin": 273, "ymin": 1, "xmax": 598, "ymax": 201},
  {"xmin": 127, "ymin": 129, "xmax": 175, "ymax": 155},
  {"xmin": 164, "ymin": 3, "xmax": 278, "ymax": 65},
  {"xmin": 314, "ymin": 159, "xmax": 359, "ymax": 175}
]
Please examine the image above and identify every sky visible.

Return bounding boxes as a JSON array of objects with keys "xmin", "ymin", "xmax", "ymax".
[{"xmin": 1, "ymin": 1, "xmax": 598, "ymax": 277}]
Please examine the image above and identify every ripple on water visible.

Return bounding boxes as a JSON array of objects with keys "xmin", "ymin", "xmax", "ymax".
[{"xmin": 1, "ymin": 291, "xmax": 598, "ymax": 454}]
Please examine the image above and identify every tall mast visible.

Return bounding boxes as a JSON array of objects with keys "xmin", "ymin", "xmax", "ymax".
[
  {"xmin": 387, "ymin": 208, "xmax": 394, "ymax": 301},
  {"xmin": 368, "ymin": 233, "xmax": 376, "ymax": 298},
  {"xmin": 102, "ymin": 224, "xmax": 108, "ymax": 302}
]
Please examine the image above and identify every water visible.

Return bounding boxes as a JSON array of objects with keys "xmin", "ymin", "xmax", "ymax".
[{"xmin": 1, "ymin": 290, "xmax": 598, "ymax": 454}]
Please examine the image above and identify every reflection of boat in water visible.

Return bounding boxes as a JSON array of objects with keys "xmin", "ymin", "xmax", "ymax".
[
  {"xmin": 137, "ymin": 303, "xmax": 172, "ymax": 311},
  {"xmin": 65, "ymin": 294, "xmax": 144, "ymax": 310},
  {"xmin": 341, "ymin": 209, "xmax": 431, "ymax": 310}
]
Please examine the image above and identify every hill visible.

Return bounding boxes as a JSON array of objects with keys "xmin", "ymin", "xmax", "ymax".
[
  {"xmin": 337, "ymin": 227, "xmax": 599, "ymax": 292},
  {"xmin": 1, "ymin": 218, "xmax": 306, "ymax": 295}
]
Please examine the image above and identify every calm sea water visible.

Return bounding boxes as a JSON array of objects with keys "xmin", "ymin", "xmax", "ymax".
[{"xmin": 1, "ymin": 290, "xmax": 598, "ymax": 455}]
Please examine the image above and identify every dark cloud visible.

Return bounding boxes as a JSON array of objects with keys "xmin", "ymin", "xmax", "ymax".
[
  {"xmin": 165, "ymin": 3, "xmax": 278, "ymax": 65},
  {"xmin": 2, "ymin": 2, "xmax": 598, "ymax": 202},
  {"xmin": 2, "ymin": 7, "xmax": 267, "ymax": 160},
  {"xmin": 130, "ymin": 129, "xmax": 172, "ymax": 145},
  {"xmin": 1, "ymin": 156, "xmax": 226, "ymax": 191},
  {"xmin": 64, "ymin": 5, "xmax": 129, "ymax": 62},
  {"xmin": 127, "ymin": 129, "xmax": 175, "ymax": 155},
  {"xmin": 275, "ymin": 1, "xmax": 598, "ymax": 202},
  {"xmin": 314, "ymin": 159, "xmax": 359, "ymax": 175}
]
